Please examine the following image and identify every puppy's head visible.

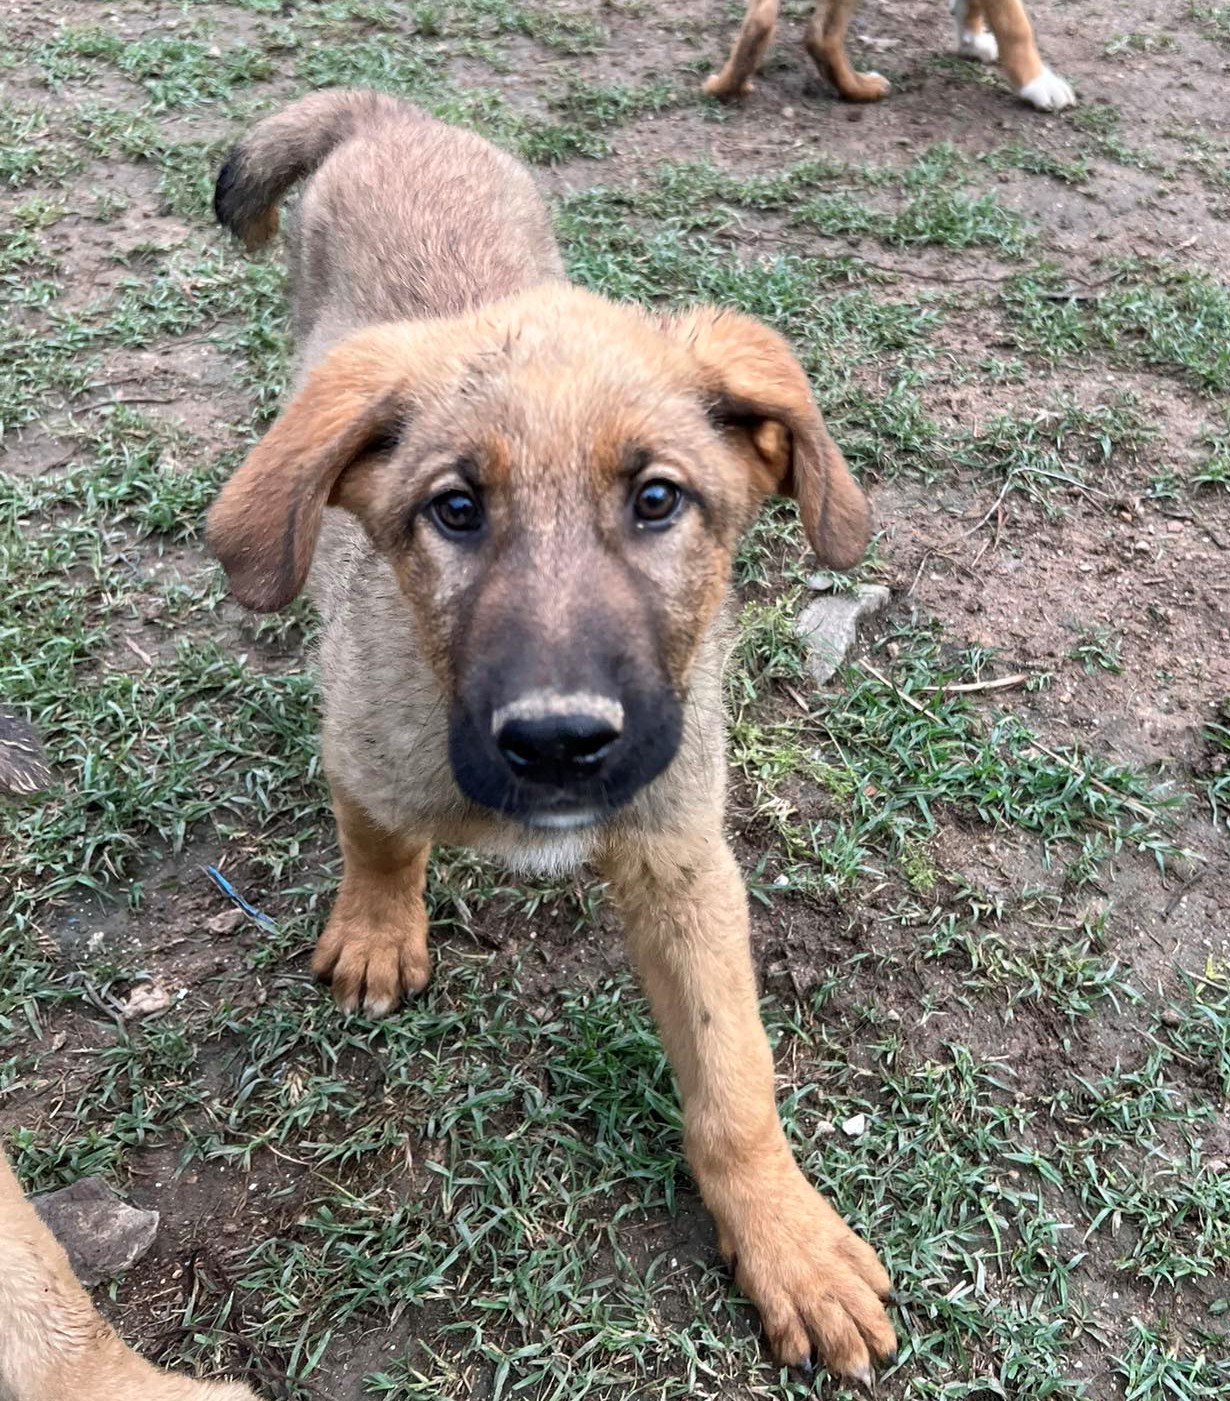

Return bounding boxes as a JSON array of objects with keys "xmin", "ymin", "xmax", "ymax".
[{"xmin": 207, "ymin": 286, "xmax": 869, "ymax": 828}]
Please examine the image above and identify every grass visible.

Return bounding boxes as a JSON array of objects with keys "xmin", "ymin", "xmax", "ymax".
[
  {"xmin": 1188, "ymin": 3, "xmax": 1230, "ymax": 45},
  {"xmin": 1004, "ymin": 260, "xmax": 1230, "ymax": 395},
  {"xmin": 1, "ymin": 3, "xmax": 1228, "ymax": 1400},
  {"xmin": 1067, "ymin": 626, "xmax": 1124, "ymax": 677},
  {"xmin": 1196, "ymin": 700, "xmax": 1230, "ymax": 829},
  {"xmin": 559, "ymin": 143, "xmax": 1036, "ymax": 256},
  {"xmin": 1104, "ymin": 31, "xmax": 1180, "ymax": 58}
]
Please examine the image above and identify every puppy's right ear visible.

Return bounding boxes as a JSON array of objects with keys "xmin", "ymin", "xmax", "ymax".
[{"xmin": 207, "ymin": 326, "xmax": 429, "ymax": 612}]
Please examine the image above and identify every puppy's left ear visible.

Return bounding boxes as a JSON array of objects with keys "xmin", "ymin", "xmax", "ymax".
[{"xmin": 664, "ymin": 306, "xmax": 871, "ymax": 569}]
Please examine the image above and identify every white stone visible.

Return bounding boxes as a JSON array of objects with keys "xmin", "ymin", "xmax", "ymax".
[{"xmin": 796, "ymin": 585, "xmax": 891, "ymax": 685}]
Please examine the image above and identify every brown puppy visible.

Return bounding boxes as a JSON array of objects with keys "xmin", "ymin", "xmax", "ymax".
[
  {"xmin": 0, "ymin": 1149, "xmax": 257, "ymax": 1401},
  {"xmin": 208, "ymin": 88, "xmax": 894, "ymax": 1382},
  {"xmin": 707, "ymin": 0, "xmax": 1075, "ymax": 111}
]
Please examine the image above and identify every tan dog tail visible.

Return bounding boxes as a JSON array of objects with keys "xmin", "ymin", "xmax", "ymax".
[{"xmin": 213, "ymin": 88, "xmax": 419, "ymax": 252}]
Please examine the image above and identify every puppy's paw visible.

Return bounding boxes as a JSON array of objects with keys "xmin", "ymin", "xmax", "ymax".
[
  {"xmin": 1018, "ymin": 66, "xmax": 1076, "ymax": 111},
  {"xmin": 715, "ymin": 1172, "xmax": 896, "ymax": 1381},
  {"xmin": 311, "ymin": 909, "xmax": 430, "ymax": 1017},
  {"xmin": 842, "ymin": 70, "xmax": 891, "ymax": 102},
  {"xmin": 950, "ymin": 0, "xmax": 997, "ymax": 62},
  {"xmin": 957, "ymin": 27, "xmax": 998, "ymax": 63},
  {"xmin": 703, "ymin": 71, "xmax": 753, "ymax": 101}
]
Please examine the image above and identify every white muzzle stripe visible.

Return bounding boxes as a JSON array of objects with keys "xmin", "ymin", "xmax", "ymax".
[{"xmin": 490, "ymin": 691, "xmax": 625, "ymax": 736}]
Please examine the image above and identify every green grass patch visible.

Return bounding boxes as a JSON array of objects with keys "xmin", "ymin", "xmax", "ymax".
[{"xmin": 1004, "ymin": 260, "xmax": 1230, "ymax": 394}]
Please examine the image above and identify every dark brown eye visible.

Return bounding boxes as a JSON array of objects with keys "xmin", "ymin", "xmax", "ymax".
[
  {"xmin": 429, "ymin": 489, "xmax": 483, "ymax": 537},
  {"xmin": 633, "ymin": 479, "xmax": 683, "ymax": 527}
]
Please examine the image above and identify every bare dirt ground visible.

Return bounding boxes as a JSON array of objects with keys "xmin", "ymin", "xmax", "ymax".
[{"xmin": 1, "ymin": 2, "xmax": 1228, "ymax": 1399}]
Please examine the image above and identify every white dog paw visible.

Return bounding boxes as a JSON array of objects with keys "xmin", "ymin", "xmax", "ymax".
[
  {"xmin": 1019, "ymin": 66, "xmax": 1076, "ymax": 111},
  {"xmin": 950, "ymin": 1, "xmax": 998, "ymax": 62},
  {"xmin": 958, "ymin": 28, "xmax": 999, "ymax": 62}
]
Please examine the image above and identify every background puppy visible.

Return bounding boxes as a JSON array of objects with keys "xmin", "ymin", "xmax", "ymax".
[
  {"xmin": 208, "ymin": 88, "xmax": 894, "ymax": 1381},
  {"xmin": 707, "ymin": 0, "xmax": 1075, "ymax": 111},
  {"xmin": 0, "ymin": 1149, "xmax": 257, "ymax": 1401}
]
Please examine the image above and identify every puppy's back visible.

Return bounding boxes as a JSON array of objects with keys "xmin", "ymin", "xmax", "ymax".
[{"xmin": 215, "ymin": 88, "xmax": 564, "ymax": 356}]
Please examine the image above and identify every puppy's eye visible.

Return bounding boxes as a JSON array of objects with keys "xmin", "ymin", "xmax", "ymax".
[
  {"xmin": 428, "ymin": 489, "xmax": 484, "ymax": 537},
  {"xmin": 633, "ymin": 479, "xmax": 683, "ymax": 528}
]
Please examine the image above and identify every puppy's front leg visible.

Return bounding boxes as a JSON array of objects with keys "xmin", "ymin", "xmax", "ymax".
[
  {"xmin": 980, "ymin": 0, "xmax": 1075, "ymax": 110},
  {"xmin": 599, "ymin": 828, "xmax": 896, "ymax": 1382},
  {"xmin": 311, "ymin": 784, "xmax": 432, "ymax": 1017},
  {"xmin": 803, "ymin": 0, "xmax": 892, "ymax": 102},
  {"xmin": 704, "ymin": 0, "xmax": 781, "ymax": 102}
]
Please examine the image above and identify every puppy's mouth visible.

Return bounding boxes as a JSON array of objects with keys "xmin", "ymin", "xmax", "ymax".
[{"xmin": 520, "ymin": 808, "xmax": 603, "ymax": 832}]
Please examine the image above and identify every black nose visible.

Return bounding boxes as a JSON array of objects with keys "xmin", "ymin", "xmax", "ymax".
[{"xmin": 495, "ymin": 712, "xmax": 619, "ymax": 785}]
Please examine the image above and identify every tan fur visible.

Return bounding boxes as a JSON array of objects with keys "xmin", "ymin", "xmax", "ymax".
[
  {"xmin": 0, "ymin": 1150, "xmax": 256, "ymax": 1401},
  {"xmin": 707, "ymin": 0, "xmax": 1060, "ymax": 106},
  {"xmin": 208, "ymin": 89, "xmax": 891, "ymax": 1380}
]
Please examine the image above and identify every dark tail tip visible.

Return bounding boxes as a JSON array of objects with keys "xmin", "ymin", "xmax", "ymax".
[
  {"xmin": 212, "ymin": 144, "xmax": 279, "ymax": 252},
  {"xmin": 213, "ymin": 145, "xmax": 244, "ymax": 234}
]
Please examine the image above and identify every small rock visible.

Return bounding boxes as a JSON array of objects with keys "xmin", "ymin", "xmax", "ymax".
[
  {"xmin": 1207, "ymin": 1158, "xmax": 1228, "ymax": 1175},
  {"xmin": 34, "ymin": 1178, "xmax": 159, "ymax": 1286},
  {"xmin": 205, "ymin": 907, "xmax": 245, "ymax": 936},
  {"xmin": 840, "ymin": 1113, "xmax": 867, "ymax": 1138},
  {"xmin": 1160, "ymin": 1007, "xmax": 1183, "ymax": 1028},
  {"xmin": 815, "ymin": 1118, "xmax": 837, "ymax": 1136},
  {"xmin": 118, "ymin": 982, "xmax": 172, "ymax": 1020},
  {"xmin": 796, "ymin": 585, "xmax": 891, "ymax": 685},
  {"xmin": 806, "ymin": 571, "xmax": 838, "ymax": 592},
  {"xmin": 1165, "ymin": 520, "xmax": 1184, "ymax": 534},
  {"xmin": 781, "ymin": 106, "xmax": 795, "ymax": 118}
]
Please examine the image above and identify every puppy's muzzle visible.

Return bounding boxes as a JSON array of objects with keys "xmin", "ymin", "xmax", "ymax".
[
  {"xmin": 449, "ymin": 669, "xmax": 680, "ymax": 824},
  {"xmin": 492, "ymin": 692, "xmax": 623, "ymax": 788}
]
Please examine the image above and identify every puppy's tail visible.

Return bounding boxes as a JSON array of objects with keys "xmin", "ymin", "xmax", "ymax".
[{"xmin": 214, "ymin": 88, "xmax": 417, "ymax": 251}]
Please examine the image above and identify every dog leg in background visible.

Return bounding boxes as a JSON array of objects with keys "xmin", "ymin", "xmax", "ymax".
[
  {"xmin": 980, "ymin": 0, "xmax": 1074, "ymax": 109},
  {"xmin": 803, "ymin": 0, "xmax": 892, "ymax": 102},
  {"xmin": 704, "ymin": 0, "xmax": 781, "ymax": 101},
  {"xmin": 311, "ymin": 786, "xmax": 432, "ymax": 1018},
  {"xmin": 951, "ymin": 0, "xmax": 998, "ymax": 62},
  {"xmin": 599, "ymin": 829, "xmax": 896, "ymax": 1382},
  {"xmin": 0, "ymin": 1150, "xmax": 256, "ymax": 1401}
]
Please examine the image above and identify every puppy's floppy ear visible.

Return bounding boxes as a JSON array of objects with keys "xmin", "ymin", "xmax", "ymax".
[
  {"xmin": 664, "ymin": 306, "xmax": 871, "ymax": 569},
  {"xmin": 207, "ymin": 325, "xmax": 427, "ymax": 612}
]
